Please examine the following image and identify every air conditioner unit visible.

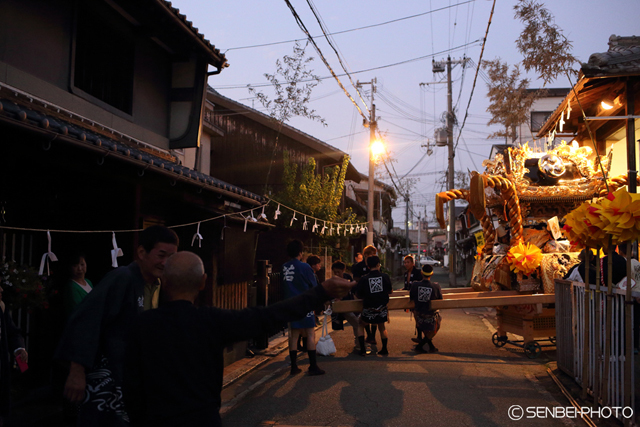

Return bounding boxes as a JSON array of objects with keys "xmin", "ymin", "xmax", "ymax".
[{"xmin": 435, "ymin": 128, "xmax": 448, "ymax": 146}]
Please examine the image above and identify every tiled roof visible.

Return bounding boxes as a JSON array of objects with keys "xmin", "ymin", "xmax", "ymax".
[
  {"xmin": 0, "ymin": 88, "xmax": 263, "ymax": 205},
  {"xmin": 582, "ymin": 35, "xmax": 640, "ymax": 77},
  {"xmin": 207, "ymin": 87, "xmax": 362, "ymax": 183},
  {"xmin": 161, "ymin": 1, "xmax": 228, "ymax": 68}
]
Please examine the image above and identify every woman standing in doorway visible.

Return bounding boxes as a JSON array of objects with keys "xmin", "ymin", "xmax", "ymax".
[{"xmin": 63, "ymin": 253, "xmax": 93, "ymax": 318}]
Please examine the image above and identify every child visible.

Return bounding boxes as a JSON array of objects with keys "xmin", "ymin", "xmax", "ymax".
[
  {"xmin": 409, "ymin": 265, "xmax": 443, "ymax": 353},
  {"xmin": 356, "ymin": 256, "xmax": 392, "ymax": 356}
]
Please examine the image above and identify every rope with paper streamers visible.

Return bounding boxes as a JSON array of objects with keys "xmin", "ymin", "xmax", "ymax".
[{"xmin": 0, "ymin": 197, "xmax": 368, "ymax": 275}]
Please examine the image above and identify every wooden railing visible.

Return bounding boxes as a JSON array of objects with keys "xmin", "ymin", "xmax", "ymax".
[{"xmin": 211, "ymin": 281, "xmax": 249, "ymax": 310}]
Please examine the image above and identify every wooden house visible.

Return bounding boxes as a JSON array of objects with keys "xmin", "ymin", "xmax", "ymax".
[
  {"xmin": 0, "ymin": 0, "xmax": 267, "ymax": 377},
  {"xmin": 204, "ymin": 88, "xmax": 365, "ymax": 271}
]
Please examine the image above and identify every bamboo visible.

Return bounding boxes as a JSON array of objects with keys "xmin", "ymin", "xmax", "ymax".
[
  {"xmin": 602, "ymin": 241, "xmax": 613, "ymax": 405},
  {"xmin": 594, "ymin": 248, "xmax": 602, "ymax": 409},
  {"xmin": 623, "ymin": 77, "xmax": 637, "ymax": 427},
  {"xmin": 624, "ymin": 241, "xmax": 634, "ymax": 425},
  {"xmin": 582, "ymin": 247, "xmax": 590, "ymax": 399}
]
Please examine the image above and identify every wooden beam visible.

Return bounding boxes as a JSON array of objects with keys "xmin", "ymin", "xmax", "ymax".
[
  {"xmin": 442, "ymin": 287, "xmax": 475, "ymax": 293},
  {"xmin": 392, "ymin": 289, "xmax": 520, "ymax": 299},
  {"xmin": 331, "ymin": 293, "xmax": 555, "ymax": 313}
]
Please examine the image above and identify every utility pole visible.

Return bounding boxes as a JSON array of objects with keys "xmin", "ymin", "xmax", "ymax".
[
  {"xmin": 426, "ymin": 56, "xmax": 467, "ymax": 286},
  {"xmin": 357, "ymin": 78, "xmax": 377, "ymax": 247},
  {"xmin": 417, "ymin": 213, "xmax": 421, "ymax": 261},
  {"xmin": 446, "ymin": 56, "xmax": 456, "ymax": 287},
  {"xmin": 404, "ymin": 193, "xmax": 409, "ymax": 254}
]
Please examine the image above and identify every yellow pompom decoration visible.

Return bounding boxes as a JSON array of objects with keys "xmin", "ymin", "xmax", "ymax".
[
  {"xmin": 507, "ymin": 241, "xmax": 543, "ymax": 276},
  {"xmin": 563, "ymin": 187, "xmax": 640, "ymax": 249},
  {"xmin": 475, "ymin": 244, "xmax": 485, "ymax": 260}
]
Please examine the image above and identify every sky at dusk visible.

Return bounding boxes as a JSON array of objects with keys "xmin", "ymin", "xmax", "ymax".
[{"xmin": 172, "ymin": 0, "xmax": 639, "ymax": 226}]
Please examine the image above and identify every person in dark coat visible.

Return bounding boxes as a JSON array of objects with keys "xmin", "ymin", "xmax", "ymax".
[
  {"xmin": 56, "ymin": 226, "xmax": 179, "ymax": 426},
  {"xmin": 282, "ymin": 240, "xmax": 325, "ymax": 375},
  {"xmin": 124, "ymin": 251, "xmax": 355, "ymax": 427},
  {"xmin": 0, "ymin": 286, "xmax": 27, "ymax": 426},
  {"xmin": 409, "ymin": 265, "xmax": 443, "ymax": 353},
  {"xmin": 356, "ymin": 256, "xmax": 393, "ymax": 356},
  {"xmin": 352, "ymin": 245, "xmax": 378, "ymax": 344},
  {"xmin": 402, "ymin": 255, "xmax": 425, "ymax": 344},
  {"xmin": 402, "ymin": 255, "xmax": 422, "ymax": 291}
]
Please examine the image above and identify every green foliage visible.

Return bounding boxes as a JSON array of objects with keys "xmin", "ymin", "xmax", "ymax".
[
  {"xmin": 279, "ymin": 151, "xmax": 355, "ymax": 224},
  {"xmin": 513, "ymin": 0, "xmax": 578, "ymax": 85}
]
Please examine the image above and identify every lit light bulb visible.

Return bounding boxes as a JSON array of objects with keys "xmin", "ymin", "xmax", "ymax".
[{"xmin": 371, "ymin": 140, "xmax": 385, "ymax": 158}]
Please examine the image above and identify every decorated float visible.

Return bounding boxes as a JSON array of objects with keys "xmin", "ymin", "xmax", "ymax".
[
  {"xmin": 434, "ymin": 140, "xmax": 640, "ymax": 357},
  {"xmin": 332, "ymin": 140, "xmax": 639, "ymax": 358}
]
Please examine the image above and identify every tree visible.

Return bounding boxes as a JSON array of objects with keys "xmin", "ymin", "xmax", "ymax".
[
  {"xmin": 276, "ymin": 151, "xmax": 359, "ymax": 260},
  {"xmin": 278, "ymin": 151, "xmax": 354, "ymax": 224},
  {"xmin": 483, "ymin": 58, "xmax": 538, "ymax": 141},
  {"xmin": 248, "ymin": 41, "xmax": 327, "ymax": 193},
  {"xmin": 513, "ymin": 0, "xmax": 578, "ymax": 85}
]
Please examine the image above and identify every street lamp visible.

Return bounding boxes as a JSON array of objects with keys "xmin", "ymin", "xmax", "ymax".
[{"xmin": 371, "ymin": 140, "xmax": 385, "ymax": 160}]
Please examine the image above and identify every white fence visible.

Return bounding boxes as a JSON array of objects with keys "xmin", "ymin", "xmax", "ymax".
[{"xmin": 556, "ymin": 279, "xmax": 637, "ymax": 420}]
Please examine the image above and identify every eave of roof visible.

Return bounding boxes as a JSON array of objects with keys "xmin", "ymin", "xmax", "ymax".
[
  {"xmin": 538, "ymin": 35, "xmax": 640, "ymax": 137},
  {"xmin": 159, "ymin": 1, "xmax": 228, "ymax": 68},
  {"xmin": 207, "ymin": 88, "xmax": 362, "ymax": 182},
  {"xmin": 108, "ymin": 0, "xmax": 228, "ymax": 69},
  {"xmin": 0, "ymin": 87, "xmax": 263, "ymax": 206}
]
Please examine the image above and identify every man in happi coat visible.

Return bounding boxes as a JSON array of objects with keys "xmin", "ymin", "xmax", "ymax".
[{"xmin": 56, "ymin": 226, "xmax": 178, "ymax": 426}]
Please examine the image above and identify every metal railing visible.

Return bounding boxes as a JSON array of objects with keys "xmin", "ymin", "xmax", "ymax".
[{"xmin": 556, "ymin": 279, "xmax": 637, "ymax": 420}]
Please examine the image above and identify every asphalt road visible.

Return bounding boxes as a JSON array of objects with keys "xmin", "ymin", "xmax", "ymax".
[{"xmin": 220, "ymin": 303, "xmax": 571, "ymax": 427}]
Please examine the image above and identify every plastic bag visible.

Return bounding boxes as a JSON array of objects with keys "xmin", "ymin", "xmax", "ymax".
[{"xmin": 316, "ymin": 308, "xmax": 336, "ymax": 356}]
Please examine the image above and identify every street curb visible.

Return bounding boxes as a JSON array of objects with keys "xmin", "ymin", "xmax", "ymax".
[{"xmin": 221, "ymin": 318, "xmax": 325, "ymax": 389}]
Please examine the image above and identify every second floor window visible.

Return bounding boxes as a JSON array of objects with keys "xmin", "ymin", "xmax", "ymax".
[
  {"xmin": 73, "ymin": 1, "xmax": 134, "ymax": 115},
  {"xmin": 530, "ymin": 111, "xmax": 552, "ymax": 134}
]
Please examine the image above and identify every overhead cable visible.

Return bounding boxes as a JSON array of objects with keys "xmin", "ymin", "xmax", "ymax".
[
  {"xmin": 282, "ymin": 0, "xmax": 368, "ymax": 122},
  {"xmin": 225, "ymin": 0, "xmax": 476, "ymax": 51},
  {"xmin": 453, "ymin": 0, "xmax": 496, "ymax": 152},
  {"xmin": 304, "ymin": 0, "xmax": 370, "ymax": 113},
  {"xmin": 214, "ymin": 40, "xmax": 483, "ymax": 90}
]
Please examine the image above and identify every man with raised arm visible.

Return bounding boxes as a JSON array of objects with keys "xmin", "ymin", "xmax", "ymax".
[{"xmin": 124, "ymin": 251, "xmax": 355, "ymax": 426}]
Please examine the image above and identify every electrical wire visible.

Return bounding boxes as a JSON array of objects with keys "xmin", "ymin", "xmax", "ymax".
[
  {"xmin": 282, "ymin": 0, "xmax": 368, "ymax": 122},
  {"xmin": 224, "ymin": 0, "xmax": 477, "ymax": 51},
  {"xmin": 213, "ymin": 40, "xmax": 483, "ymax": 90},
  {"xmin": 304, "ymin": 0, "xmax": 370, "ymax": 113},
  {"xmin": 453, "ymin": 0, "xmax": 496, "ymax": 152}
]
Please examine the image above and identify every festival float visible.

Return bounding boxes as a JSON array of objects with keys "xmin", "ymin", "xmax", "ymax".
[
  {"xmin": 434, "ymin": 140, "xmax": 640, "ymax": 357},
  {"xmin": 332, "ymin": 140, "xmax": 639, "ymax": 358}
]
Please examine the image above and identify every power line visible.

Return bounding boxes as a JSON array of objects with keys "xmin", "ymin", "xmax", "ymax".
[
  {"xmin": 282, "ymin": 0, "xmax": 368, "ymax": 122},
  {"xmin": 453, "ymin": 0, "xmax": 496, "ymax": 152},
  {"xmin": 304, "ymin": 0, "xmax": 370, "ymax": 113},
  {"xmin": 213, "ymin": 40, "xmax": 483, "ymax": 90},
  {"xmin": 224, "ymin": 0, "xmax": 477, "ymax": 52}
]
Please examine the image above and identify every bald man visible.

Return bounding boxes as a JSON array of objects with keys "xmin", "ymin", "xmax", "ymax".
[{"xmin": 124, "ymin": 252, "xmax": 354, "ymax": 427}]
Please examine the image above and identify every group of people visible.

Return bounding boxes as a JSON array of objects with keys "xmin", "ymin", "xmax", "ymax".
[
  {"xmin": 323, "ymin": 246, "xmax": 443, "ymax": 358},
  {"xmin": 54, "ymin": 226, "xmax": 354, "ymax": 426},
  {"xmin": 1, "ymin": 226, "xmax": 444, "ymax": 426}
]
